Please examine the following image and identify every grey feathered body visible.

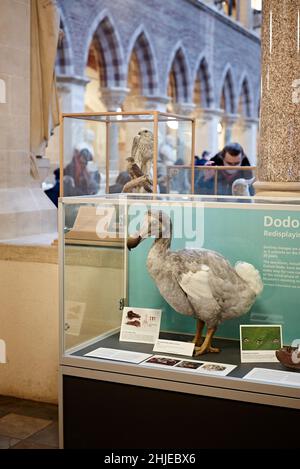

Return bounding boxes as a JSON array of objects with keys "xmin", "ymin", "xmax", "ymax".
[{"xmin": 147, "ymin": 238, "xmax": 257, "ymax": 329}]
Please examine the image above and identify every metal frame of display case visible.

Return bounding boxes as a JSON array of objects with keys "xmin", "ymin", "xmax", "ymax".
[
  {"xmin": 166, "ymin": 165, "xmax": 256, "ymax": 194},
  {"xmin": 59, "ymin": 111, "xmax": 196, "ymax": 196},
  {"xmin": 58, "ymin": 195, "xmax": 300, "ymax": 449}
]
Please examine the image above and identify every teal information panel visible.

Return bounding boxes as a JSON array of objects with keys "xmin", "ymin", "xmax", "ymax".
[{"xmin": 128, "ymin": 202, "xmax": 300, "ymax": 344}]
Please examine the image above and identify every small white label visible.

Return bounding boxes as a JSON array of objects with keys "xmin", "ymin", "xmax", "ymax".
[
  {"xmin": 0, "ymin": 79, "xmax": 6, "ymax": 104},
  {"xmin": 0, "ymin": 339, "xmax": 6, "ymax": 363},
  {"xmin": 84, "ymin": 347, "xmax": 152, "ymax": 364},
  {"xmin": 153, "ymin": 339, "xmax": 195, "ymax": 357},
  {"xmin": 244, "ymin": 368, "xmax": 300, "ymax": 387}
]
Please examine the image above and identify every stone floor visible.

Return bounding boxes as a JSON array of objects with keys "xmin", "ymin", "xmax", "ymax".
[{"xmin": 0, "ymin": 395, "xmax": 58, "ymax": 449}]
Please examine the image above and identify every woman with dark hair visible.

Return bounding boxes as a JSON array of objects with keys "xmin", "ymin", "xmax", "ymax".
[{"xmin": 64, "ymin": 148, "xmax": 100, "ymax": 196}]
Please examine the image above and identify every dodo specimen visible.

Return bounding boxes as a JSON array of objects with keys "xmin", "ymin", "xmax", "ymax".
[{"xmin": 127, "ymin": 210, "xmax": 263, "ymax": 355}]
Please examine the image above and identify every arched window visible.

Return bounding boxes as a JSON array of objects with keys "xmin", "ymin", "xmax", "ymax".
[
  {"xmin": 128, "ymin": 32, "xmax": 158, "ymax": 96},
  {"xmin": 193, "ymin": 58, "xmax": 213, "ymax": 108},
  {"xmin": 220, "ymin": 69, "xmax": 235, "ymax": 114},
  {"xmin": 55, "ymin": 19, "xmax": 73, "ymax": 75},
  {"xmin": 92, "ymin": 16, "xmax": 124, "ymax": 87},
  {"xmin": 237, "ymin": 79, "xmax": 251, "ymax": 117},
  {"xmin": 167, "ymin": 48, "xmax": 189, "ymax": 108},
  {"xmin": 127, "ymin": 49, "xmax": 142, "ymax": 96}
]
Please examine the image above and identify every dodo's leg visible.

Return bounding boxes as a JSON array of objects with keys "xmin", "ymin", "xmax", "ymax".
[
  {"xmin": 192, "ymin": 319, "xmax": 205, "ymax": 347},
  {"xmin": 194, "ymin": 327, "xmax": 220, "ymax": 355}
]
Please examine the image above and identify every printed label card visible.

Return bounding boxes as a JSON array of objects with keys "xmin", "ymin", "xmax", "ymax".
[{"xmin": 119, "ymin": 307, "xmax": 162, "ymax": 344}]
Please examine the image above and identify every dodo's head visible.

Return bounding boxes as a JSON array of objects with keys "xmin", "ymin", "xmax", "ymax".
[{"xmin": 127, "ymin": 209, "xmax": 172, "ymax": 250}]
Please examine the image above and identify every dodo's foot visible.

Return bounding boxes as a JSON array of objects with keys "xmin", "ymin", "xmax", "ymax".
[
  {"xmin": 192, "ymin": 319, "xmax": 205, "ymax": 347},
  {"xmin": 194, "ymin": 345, "xmax": 220, "ymax": 356},
  {"xmin": 192, "ymin": 336, "xmax": 203, "ymax": 347},
  {"xmin": 193, "ymin": 326, "xmax": 219, "ymax": 356}
]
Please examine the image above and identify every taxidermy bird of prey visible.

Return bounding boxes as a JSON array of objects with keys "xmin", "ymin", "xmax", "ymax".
[
  {"xmin": 126, "ymin": 157, "xmax": 153, "ymax": 193},
  {"xmin": 127, "ymin": 210, "xmax": 263, "ymax": 356},
  {"xmin": 131, "ymin": 128, "xmax": 154, "ymax": 178}
]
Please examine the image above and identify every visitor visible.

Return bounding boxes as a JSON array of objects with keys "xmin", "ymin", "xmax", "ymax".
[
  {"xmin": 109, "ymin": 171, "xmax": 131, "ymax": 193},
  {"xmin": 64, "ymin": 147, "xmax": 100, "ymax": 196},
  {"xmin": 200, "ymin": 142, "xmax": 253, "ymax": 196},
  {"xmin": 194, "ymin": 150, "xmax": 211, "ymax": 193},
  {"xmin": 44, "ymin": 167, "xmax": 60, "ymax": 207}
]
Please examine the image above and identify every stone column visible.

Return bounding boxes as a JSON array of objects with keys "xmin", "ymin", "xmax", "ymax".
[
  {"xmin": 223, "ymin": 113, "xmax": 238, "ymax": 144},
  {"xmin": 144, "ymin": 95, "xmax": 170, "ymax": 112},
  {"xmin": 0, "ymin": 0, "xmax": 57, "ymax": 241},
  {"xmin": 231, "ymin": 117, "xmax": 259, "ymax": 164},
  {"xmin": 172, "ymin": 103, "xmax": 195, "ymax": 163},
  {"xmin": 100, "ymin": 87, "xmax": 128, "ymax": 177},
  {"xmin": 255, "ymin": 0, "xmax": 300, "ymax": 196},
  {"xmin": 46, "ymin": 75, "xmax": 90, "ymax": 168},
  {"xmin": 237, "ymin": 0, "xmax": 253, "ymax": 29},
  {"xmin": 124, "ymin": 94, "xmax": 169, "ymax": 112},
  {"xmin": 195, "ymin": 108, "xmax": 224, "ymax": 156}
]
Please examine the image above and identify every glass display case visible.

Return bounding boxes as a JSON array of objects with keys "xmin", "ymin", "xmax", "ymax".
[
  {"xmin": 59, "ymin": 194, "xmax": 300, "ymax": 449},
  {"xmin": 60, "ymin": 111, "xmax": 195, "ymax": 196}
]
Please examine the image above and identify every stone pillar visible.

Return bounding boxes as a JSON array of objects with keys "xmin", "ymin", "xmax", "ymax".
[
  {"xmin": 237, "ymin": 0, "xmax": 253, "ymax": 29},
  {"xmin": 123, "ymin": 95, "xmax": 169, "ymax": 112},
  {"xmin": 172, "ymin": 103, "xmax": 195, "ymax": 164},
  {"xmin": 144, "ymin": 95, "xmax": 170, "ymax": 112},
  {"xmin": 223, "ymin": 114, "xmax": 238, "ymax": 144},
  {"xmin": 255, "ymin": 0, "xmax": 300, "ymax": 196},
  {"xmin": 100, "ymin": 87, "xmax": 128, "ymax": 177},
  {"xmin": 124, "ymin": 94, "xmax": 169, "ymax": 112},
  {"xmin": 195, "ymin": 108, "xmax": 224, "ymax": 156},
  {"xmin": 0, "ymin": 0, "xmax": 57, "ymax": 241},
  {"xmin": 46, "ymin": 75, "xmax": 89, "ymax": 168},
  {"xmin": 231, "ymin": 117, "xmax": 259, "ymax": 164}
]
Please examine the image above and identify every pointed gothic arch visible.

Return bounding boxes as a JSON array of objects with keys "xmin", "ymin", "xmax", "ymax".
[
  {"xmin": 55, "ymin": 17, "xmax": 74, "ymax": 75},
  {"xmin": 91, "ymin": 15, "xmax": 125, "ymax": 87},
  {"xmin": 167, "ymin": 46, "xmax": 191, "ymax": 103},
  {"xmin": 220, "ymin": 65, "xmax": 235, "ymax": 114},
  {"xmin": 127, "ymin": 28, "xmax": 159, "ymax": 96},
  {"xmin": 193, "ymin": 56, "xmax": 214, "ymax": 108},
  {"xmin": 237, "ymin": 75, "xmax": 252, "ymax": 117}
]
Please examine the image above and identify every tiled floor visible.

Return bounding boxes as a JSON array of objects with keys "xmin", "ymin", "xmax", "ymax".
[{"xmin": 0, "ymin": 395, "xmax": 58, "ymax": 449}]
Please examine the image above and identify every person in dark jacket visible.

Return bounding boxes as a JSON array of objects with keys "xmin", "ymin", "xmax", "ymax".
[
  {"xmin": 44, "ymin": 167, "xmax": 60, "ymax": 207},
  {"xmin": 194, "ymin": 150, "xmax": 211, "ymax": 193},
  {"xmin": 200, "ymin": 142, "xmax": 253, "ymax": 196}
]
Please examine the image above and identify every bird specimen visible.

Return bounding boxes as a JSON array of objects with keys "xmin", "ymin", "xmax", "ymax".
[
  {"xmin": 126, "ymin": 310, "xmax": 141, "ymax": 320},
  {"xmin": 123, "ymin": 128, "xmax": 154, "ymax": 193},
  {"xmin": 131, "ymin": 128, "xmax": 154, "ymax": 177},
  {"xmin": 231, "ymin": 177, "xmax": 255, "ymax": 197},
  {"xmin": 126, "ymin": 320, "xmax": 141, "ymax": 327},
  {"xmin": 127, "ymin": 210, "xmax": 263, "ymax": 356},
  {"xmin": 125, "ymin": 156, "xmax": 153, "ymax": 193},
  {"xmin": 276, "ymin": 345, "xmax": 300, "ymax": 370}
]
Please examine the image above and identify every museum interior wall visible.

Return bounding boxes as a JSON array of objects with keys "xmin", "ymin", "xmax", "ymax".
[
  {"xmin": 0, "ymin": 0, "xmax": 57, "ymax": 243},
  {"xmin": 0, "ymin": 0, "xmax": 272, "ymax": 404},
  {"xmin": 0, "ymin": 0, "xmax": 58, "ymax": 402}
]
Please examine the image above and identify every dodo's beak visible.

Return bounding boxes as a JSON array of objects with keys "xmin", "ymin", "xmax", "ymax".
[{"xmin": 127, "ymin": 235, "xmax": 142, "ymax": 250}]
